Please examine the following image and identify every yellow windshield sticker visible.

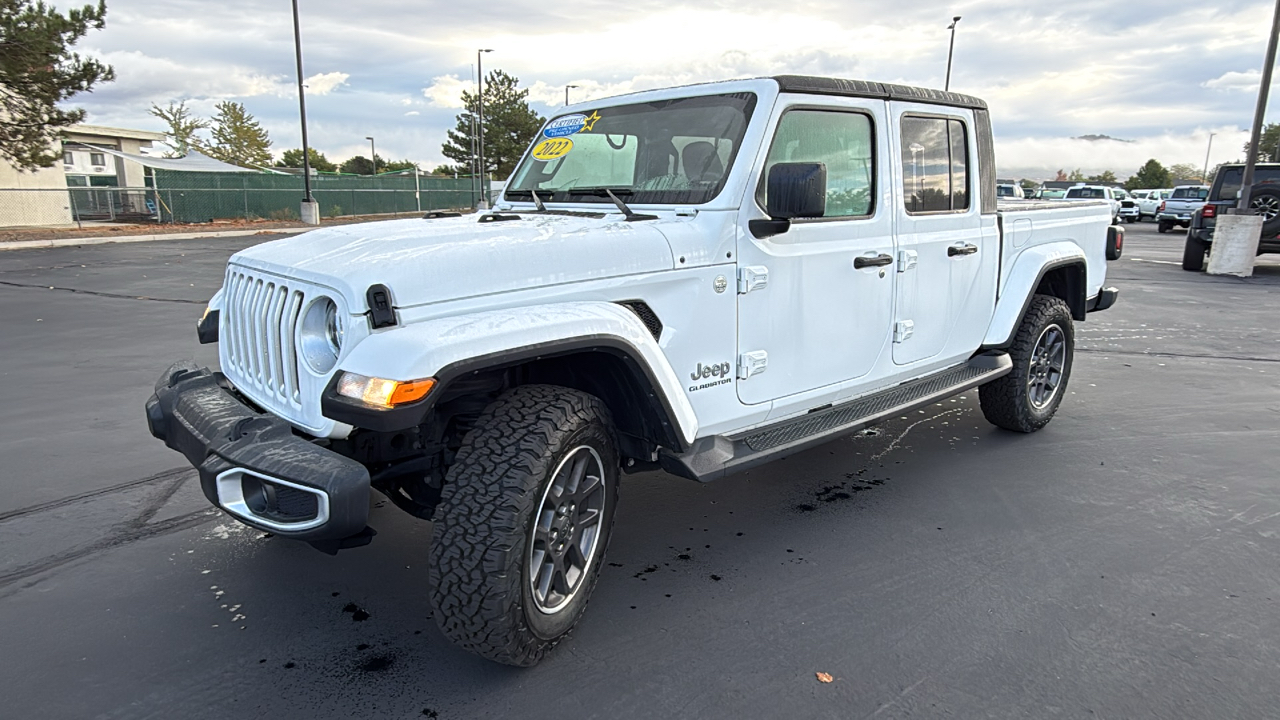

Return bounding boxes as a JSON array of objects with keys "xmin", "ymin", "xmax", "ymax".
[
  {"xmin": 532, "ymin": 137, "xmax": 574, "ymax": 161},
  {"xmin": 580, "ymin": 110, "xmax": 602, "ymax": 132}
]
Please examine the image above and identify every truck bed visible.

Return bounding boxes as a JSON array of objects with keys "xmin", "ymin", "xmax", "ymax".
[{"xmin": 995, "ymin": 199, "xmax": 1113, "ymax": 303}]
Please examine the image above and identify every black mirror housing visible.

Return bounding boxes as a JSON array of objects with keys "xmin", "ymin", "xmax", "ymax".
[{"xmin": 766, "ymin": 162, "xmax": 827, "ymax": 220}]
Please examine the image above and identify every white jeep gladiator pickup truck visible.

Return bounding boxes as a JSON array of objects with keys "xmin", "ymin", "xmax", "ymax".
[{"xmin": 145, "ymin": 76, "xmax": 1120, "ymax": 666}]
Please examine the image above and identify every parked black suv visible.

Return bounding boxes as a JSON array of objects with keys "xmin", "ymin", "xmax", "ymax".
[{"xmin": 1183, "ymin": 163, "xmax": 1280, "ymax": 271}]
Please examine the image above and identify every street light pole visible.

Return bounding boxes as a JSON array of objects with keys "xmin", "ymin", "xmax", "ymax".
[
  {"xmin": 1202, "ymin": 132, "xmax": 1216, "ymax": 183},
  {"xmin": 366, "ymin": 136, "xmax": 376, "ymax": 175},
  {"xmin": 290, "ymin": 0, "xmax": 318, "ymax": 224},
  {"xmin": 565, "ymin": 84, "xmax": 579, "ymax": 105},
  {"xmin": 1237, "ymin": 0, "xmax": 1280, "ymax": 212},
  {"xmin": 477, "ymin": 48, "xmax": 494, "ymax": 208},
  {"xmin": 945, "ymin": 16, "xmax": 962, "ymax": 92}
]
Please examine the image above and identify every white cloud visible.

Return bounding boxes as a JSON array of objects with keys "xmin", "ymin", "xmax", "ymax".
[
  {"xmin": 996, "ymin": 127, "xmax": 1249, "ymax": 180},
  {"xmin": 305, "ymin": 71, "xmax": 349, "ymax": 95},
  {"xmin": 404, "ymin": 110, "xmax": 420, "ymax": 116},
  {"xmin": 422, "ymin": 75, "xmax": 472, "ymax": 108},
  {"xmin": 1203, "ymin": 69, "xmax": 1260, "ymax": 92}
]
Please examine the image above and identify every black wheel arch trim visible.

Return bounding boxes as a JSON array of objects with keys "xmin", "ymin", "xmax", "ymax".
[
  {"xmin": 321, "ymin": 334, "xmax": 689, "ymax": 452},
  {"xmin": 984, "ymin": 257, "xmax": 1088, "ymax": 350}
]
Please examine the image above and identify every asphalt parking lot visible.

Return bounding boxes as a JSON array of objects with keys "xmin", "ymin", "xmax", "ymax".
[{"xmin": 1, "ymin": 221, "xmax": 1278, "ymax": 719}]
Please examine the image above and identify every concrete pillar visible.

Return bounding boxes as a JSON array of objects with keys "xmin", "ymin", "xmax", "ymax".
[
  {"xmin": 1206, "ymin": 214, "xmax": 1264, "ymax": 277},
  {"xmin": 300, "ymin": 200, "xmax": 320, "ymax": 225}
]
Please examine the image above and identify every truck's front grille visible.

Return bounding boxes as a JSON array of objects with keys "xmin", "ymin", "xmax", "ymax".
[{"xmin": 223, "ymin": 269, "xmax": 306, "ymax": 409}]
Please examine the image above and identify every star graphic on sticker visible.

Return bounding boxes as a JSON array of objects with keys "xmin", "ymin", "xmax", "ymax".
[{"xmin": 581, "ymin": 110, "xmax": 602, "ymax": 132}]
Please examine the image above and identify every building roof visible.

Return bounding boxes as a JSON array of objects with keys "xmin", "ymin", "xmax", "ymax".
[{"xmin": 64, "ymin": 124, "xmax": 166, "ymax": 143}]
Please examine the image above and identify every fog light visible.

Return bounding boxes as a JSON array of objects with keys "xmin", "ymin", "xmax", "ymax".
[{"xmin": 337, "ymin": 372, "xmax": 435, "ymax": 407}]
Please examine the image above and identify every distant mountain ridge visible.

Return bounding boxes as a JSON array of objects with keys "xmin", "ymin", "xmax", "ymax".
[{"xmin": 1074, "ymin": 134, "xmax": 1134, "ymax": 143}]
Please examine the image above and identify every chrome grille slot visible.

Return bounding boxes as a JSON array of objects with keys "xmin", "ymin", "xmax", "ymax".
[{"xmin": 221, "ymin": 268, "xmax": 306, "ymax": 411}]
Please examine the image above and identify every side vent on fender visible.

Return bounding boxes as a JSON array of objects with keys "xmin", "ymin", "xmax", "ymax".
[{"xmin": 618, "ymin": 301, "xmax": 663, "ymax": 341}]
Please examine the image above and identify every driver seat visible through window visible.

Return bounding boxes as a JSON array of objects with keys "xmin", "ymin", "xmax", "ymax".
[{"xmin": 682, "ymin": 141, "xmax": 724, "ymax": 184}]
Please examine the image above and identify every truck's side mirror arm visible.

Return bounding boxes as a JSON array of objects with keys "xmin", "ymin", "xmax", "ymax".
[{"xmin": 750, "ymin": 162, "xmax": 827, "ymax": 239}]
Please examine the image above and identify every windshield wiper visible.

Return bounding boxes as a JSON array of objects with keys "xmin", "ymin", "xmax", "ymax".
[
  {"xmin": 529, "ymin": 189, "xmax": 546, "ymax": 212},
  {"xmin": 565, "ymin": 187, "xmax": 657, "ymax": 222}
]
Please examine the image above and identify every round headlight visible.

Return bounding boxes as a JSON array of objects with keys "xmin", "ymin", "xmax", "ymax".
[{"xmin": 300, "ymin": 297, "xmax": 343, "ymax": 373}]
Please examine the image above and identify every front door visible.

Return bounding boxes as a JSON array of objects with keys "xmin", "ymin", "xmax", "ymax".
[
  {"xmin": 889, "ymin": 105, "xmax": 990, "ymax": 366},
  {"xmin": 735, "ymin": 99, "xmax": 896, "ymax": 406}
]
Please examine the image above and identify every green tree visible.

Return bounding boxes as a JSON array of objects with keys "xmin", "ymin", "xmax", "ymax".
[
  {"xmin": 1243, "ymin": 122, "xmax": 1280, "ymax": 163},
  {"xmin": 1019, "ymin": 179, "xmax": 1038, "ymax": 191},
  {"xmin": 0, "ymin": 0, "xmax": 115, "ymax": 170},
  {"xmin": 1086, "ymin": 170, "xmax": 1117, "ymax": 183},
  {"xmin": 339, "ymin": 154, "xmax": 375, "ymax": 174},
  {"xmin": 1067, "ymin": 168, "xmax": 1086, "ymax": 182},
  {"xmin": 1167, "ymin": 162, "xmax": 1201, "ymax": 183},
  {"xmin": 1124, "ymin": 159, "xmax": 1170, "ymax": 190},
  {"xmin": 207, "ymin": 101, "xmax": 271, "ymax": 167},
  {"xmin": 431, "ymin": 163, "xmax": 462, "ymax": 176},
  {"xmin": 276, "ymin": 147, "xmax": 336, "ymax": 172},
  {"xmin": 149, "ymin": 100, "xmax": 208, "ymax": 157},
  {"xmin": 441, "ymin": 69, "xmax": 544, "ymax": 180},
  {"xmin": 380, "ymin": 158, "xmax": 418, "ymax": 173}
]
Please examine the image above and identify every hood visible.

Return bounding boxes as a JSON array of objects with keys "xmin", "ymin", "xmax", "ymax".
[{"xmin": 229, "ymin": 213, "xmax": 676, "ymax": 310}]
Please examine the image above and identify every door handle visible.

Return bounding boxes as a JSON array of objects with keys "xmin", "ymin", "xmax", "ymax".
[
  {"xmin": 854, "ymin": 253, "xmax": 894, "ymax": 269},
  {"xmin": 948, "ymin": 243, "xmax": 979, "ymax": 257}
]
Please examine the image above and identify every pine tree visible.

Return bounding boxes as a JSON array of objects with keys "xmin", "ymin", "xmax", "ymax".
[
  {"xmin": 440, "ymin": 70, "xmax": 544, "ymax": 180},
  {"xmin": 149, "ymin": 100, "xmax": 208, "ymax": 157},
  {"xmin": 207, "ymin": 101, "xmax": 271, "ymax": 168},
  {"xmin": 0, "ymin": 0, "xmax": 115, "ymax": 169},
  {"xmin": 1243, "ymin": 123, "xmax": 1280, "ymax": 163}
]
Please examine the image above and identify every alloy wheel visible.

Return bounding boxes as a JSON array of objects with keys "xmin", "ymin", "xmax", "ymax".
[
  {"xmin": 527, "ymin": 445, "xmax": 607, "ymax": 614},
  {"xmin": 1251, "ymin": 195, "xmax": 1280, "ymax": 222},
  {"xmin": 1027, "ymin": 324, "xmax": 1067, "ymax": 410}
]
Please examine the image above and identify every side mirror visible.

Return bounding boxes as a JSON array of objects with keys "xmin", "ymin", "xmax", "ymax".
[{"xmin": 765, "ymin": 162, "xmax": 827, "ymax": 219}]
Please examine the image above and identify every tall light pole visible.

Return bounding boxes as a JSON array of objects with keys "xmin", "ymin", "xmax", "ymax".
[
  {"xmin": 945, "ymin": 16, "xmax": 962, "ymax": 92},
  {"xmin": 477, "ymin": 48, "xmax": 494, "ymax": 207},
  {"xmin": 565, "ymin": 84, "xmax": 579, "ymax": 105},
  {"xmin": 1202, "ymin": 132, "xmax": 1216, "ymax": 183},
  {"xmin": 290, "ymin": 0, "xmax": 317, "ymax": 224},
  {"xmin": 366, "ymin": 136, "xmax": 376, "ymax": 175},
  {"xmin": 1237, "ymin": 0, "xmax": 1280, "ymax": 211}
]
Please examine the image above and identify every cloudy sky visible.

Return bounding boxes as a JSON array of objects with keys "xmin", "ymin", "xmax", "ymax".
[{"xmin": 69, "ymin": 0, "xmax": 1277, "ymax": 180}]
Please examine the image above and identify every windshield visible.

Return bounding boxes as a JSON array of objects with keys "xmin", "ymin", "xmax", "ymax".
[
  {"xmin": 1213, "ymin": 168, "xmax": 1280, "ymax": 201},
  {"xmin": 507, "ymin": 92, "xmax": 757, "ymax": 205},
  {"xmin": 1066, "ymin": 187, "xmax": 1106, "ymax": 199},
  {"xmin": 1171, "ymin": 187, "xmax": 1209, "ymax": 200}
]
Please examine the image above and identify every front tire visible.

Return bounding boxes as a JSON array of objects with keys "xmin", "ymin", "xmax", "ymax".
[
  {"xmin": 980, "ymin": 295, "xmax": 1074, "ymax": 433},
  {"xmin": 429, "ymin": 384, "xmax": 619, "ymax": 666}
]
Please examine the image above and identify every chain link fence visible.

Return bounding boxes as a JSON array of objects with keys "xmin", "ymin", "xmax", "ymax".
[{"xmin": 0, "ymin": 171, "xmax": 489, "ymax": 228}]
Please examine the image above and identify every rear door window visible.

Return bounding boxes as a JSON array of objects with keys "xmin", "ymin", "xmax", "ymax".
[{"xmin": 900, "ymin": 116, "xmax": 968, "ymax": 213}]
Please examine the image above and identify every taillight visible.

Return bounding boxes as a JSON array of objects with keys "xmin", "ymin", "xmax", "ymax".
[
  {"xmin": 1158, "ymin": 201, "xmax": 1166, "ymax": 212},
  {"xmin": 1202, "ymin": 203, "xmax": 1216, "ymax": 219}
]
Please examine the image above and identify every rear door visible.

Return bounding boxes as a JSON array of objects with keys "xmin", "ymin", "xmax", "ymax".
[{"xmin": 888, "ymin": 104, "xmax": 993, "ymax": 367}]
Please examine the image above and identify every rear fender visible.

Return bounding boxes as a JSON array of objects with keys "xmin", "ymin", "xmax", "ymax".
[{"xmin": 984, "ymin": 242, "xmax": 1087, "ymax": 348}]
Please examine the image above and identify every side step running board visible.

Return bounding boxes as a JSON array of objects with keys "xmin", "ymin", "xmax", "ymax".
[{"xmin": 659, "ymin": 351, "xmax": 1012, "ymax": 482}]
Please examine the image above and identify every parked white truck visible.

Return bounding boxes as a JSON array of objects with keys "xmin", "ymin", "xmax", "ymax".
[{"xmin": 146, "ymin": 76, "xmax": 1120, "ymax": 666}]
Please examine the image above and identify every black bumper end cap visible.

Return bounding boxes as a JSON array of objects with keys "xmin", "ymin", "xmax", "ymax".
[{"xmin": 1088, "ymin": 287, "xmax": 1119, "ymax": 313}]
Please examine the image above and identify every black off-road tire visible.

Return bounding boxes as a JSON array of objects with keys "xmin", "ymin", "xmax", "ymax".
[
  {"xmin": 428, "ymin": 384, "xmax": 619, "ymax": 667},
  {"xmin": 1158, "ymin": 220, "xmax": 1172, "ymax": 233},
  {"xmin": 1182, "ymin": 233, "xmax": 1208, "ymax": 271},
  {"xmin": 979, "ymin": 295, "xmax": 1074, "ymax": 433}
]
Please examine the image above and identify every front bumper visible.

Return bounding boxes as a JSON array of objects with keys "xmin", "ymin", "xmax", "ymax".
[{"xmin": 145, "ymin": 361, "xmax": 371, "ymax": 544}]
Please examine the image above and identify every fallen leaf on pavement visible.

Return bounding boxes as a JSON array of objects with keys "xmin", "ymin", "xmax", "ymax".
[{"xmin": 816, "ymin": 672, "xmax": 834, "ymax": 683}]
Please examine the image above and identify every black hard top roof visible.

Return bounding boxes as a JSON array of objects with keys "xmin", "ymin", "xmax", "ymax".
[{"xmin": 772, "ymin": 75, "xmax": 987, "ymax": 111}]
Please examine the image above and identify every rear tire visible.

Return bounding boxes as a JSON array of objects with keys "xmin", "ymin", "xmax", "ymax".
[
  {"xmin": 980, "ymin": 295, "xmax": 1074, "ymax": 433},
  {"xmin": 1158, "ymin": 220, "xmax": 1172, "ymax": 233},
  {"xmin": 1182, "ymin": 233, "xmax": 1208, "ymax": 271},
  {"xmin": 429, "ymin": 384, "xmax": 619, "ymax": 667}
]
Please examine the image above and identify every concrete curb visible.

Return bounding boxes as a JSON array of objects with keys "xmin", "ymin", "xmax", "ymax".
[{"xmin": 0, "ymin": 227, "xmax": 312, "ymax": 252}]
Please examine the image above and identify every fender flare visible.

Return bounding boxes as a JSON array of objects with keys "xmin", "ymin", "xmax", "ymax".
[
  {"xmin": 326, "ymin": 301, "xmax": 698, "ymax": 446},
  {"xmin": 983, "ymin": 242, "xmax": 1087, "ymax": 348}
]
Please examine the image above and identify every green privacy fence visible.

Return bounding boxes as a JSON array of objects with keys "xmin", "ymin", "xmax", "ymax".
[{"xmin": 150, "ymin": 170, "xmax": 489, "ymax": 223}]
